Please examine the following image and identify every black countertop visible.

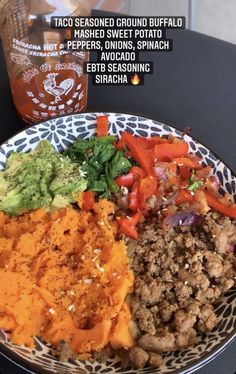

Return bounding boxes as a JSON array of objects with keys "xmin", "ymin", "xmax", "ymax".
[{"xmin": 0, "ymin": 14, "xmax": 236, "ymax": 374}]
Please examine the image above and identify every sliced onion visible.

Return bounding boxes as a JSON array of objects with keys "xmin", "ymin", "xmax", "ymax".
[
  {"xmin": 209, "ymin": 176, "xmax": 220, "ymax": 191},
  {"xmin": 227, "ymin": 243, "xmax": 235, "ymax": 252},
  {"xmin": 162, "ymin": 191, "xmax": 178, "ymax": 206},
  {"xmin": 164, "ymin": 211, "xmax": 204, "ymax": 227},
  {"xmin": 117, "ymin": 194, "xmax": 129, "ymax": 210},
  {"xmin": 153, "ymin": 166, "xmax": 168, "ymax": 180},
  {"xmin": 205, "ymin": 178, "xmax": 229, "ymax": 204},
  {"xmin": 186, "ymin": 153, "xmax": 203, "ymax": 162}
]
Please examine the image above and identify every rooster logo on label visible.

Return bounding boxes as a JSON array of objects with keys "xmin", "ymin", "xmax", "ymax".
[{"xmin": 43, "ymin": 73, "xmax": 75, "ymax": 104}]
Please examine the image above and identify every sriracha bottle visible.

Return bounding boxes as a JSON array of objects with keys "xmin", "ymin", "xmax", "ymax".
[{"xmin": 0, "ymin": 0, "xmax": 90, "ymax": 124}]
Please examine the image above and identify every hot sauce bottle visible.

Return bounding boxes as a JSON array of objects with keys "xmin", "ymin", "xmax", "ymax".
[{"xmin": 0, "ymin": 0, "xmax": 90, "ymax": 124}]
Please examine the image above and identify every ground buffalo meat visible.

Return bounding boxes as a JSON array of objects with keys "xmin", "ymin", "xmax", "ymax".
[
  {"xmin": 128, "ymin": 346, "xmax": 149, "ymax": 369},
  {"xmin": 138, "ymin": 331, "xmax": 176, "ymax": 352},
  {"xmin": 128, "ymin": 346, "xmax": 163, "ymax": 369},
  {"xmin": 148, "ymin": 352, "xmax": 163, "ymax": 367},
  {"xmin": 52, "ymin": 341, "xmax": 77, "ymax": 362},
  {"xmin": 127, "ymin": 211, "xmax": 236, "ymax": 366},
  {"xmin": 93, "ymin": 344, "xmax": 115, "ymax": 362}
]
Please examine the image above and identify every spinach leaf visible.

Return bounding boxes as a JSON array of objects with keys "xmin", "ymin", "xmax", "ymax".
[
  {"xmin": 65, "ymin": 136, "xmax": 116, "ymax": 163},
  {"xmin": 105, "ymin": 164, "xmax": 119, "ymax": 194},
  {"xmin": 89, "ymin": 178, "xmax": 109, "ymax": 197},
  {"xmin": 109, "ymin": 151, "xmax": 132, "ymax": 179},
  {"xmin": 188, "ymin": 180, "xmax": 204, "ymax": 191},
  {"xmin": 188, "ymin": 171, "xmax": 204, "ymax": 191},
  {"xmin": 105, "ymin": 151, "xmax": 132, "ymax": 194},
  {"xmin": 91, "ymin": 143, "xmax": 116, "ymax": 164},
  {"xmin": 66, "ymin": 137, "xmax": 132, "ymax": 197}
]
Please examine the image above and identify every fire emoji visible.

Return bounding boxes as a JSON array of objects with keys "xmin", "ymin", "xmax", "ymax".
[{"xmin": 131, "ymin": 73, "xmax": 141, "ymax": 86}]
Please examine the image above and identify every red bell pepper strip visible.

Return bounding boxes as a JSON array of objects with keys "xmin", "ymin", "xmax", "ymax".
[
  {"xmin": 196, "ymin": 166, "xmax": 211, "ymax": 179},
  {"xmin": 135, "ymin": 137, "xmax": 151, "ymax": 148},
  {"xmin": 115, "ymin": 173, "xmax": 135, "ymax": 188},
  {"xmin": 116, "ymin": 133, "xmax": 149, "ymax": 150},
  {"xmin": 179, "ymin": 166, "xmax": 191, "ymax": 180},
  {"xmin": 120, "ymin": 132, "xmax": 154, "ymax": 176},
  {"xmin": 168, "ymin": 176, "xmax": 179, "ymax": 187},
  {"xmin": 148, "ymin": 136, "xmax": 168, "ymax": 146},
  {"xmin": 82, "ymin": 191, "xmax": 96, "ymax": 211},
  {"xmin": 117, "ymin": 211, "xmax": 143, "ymax": 240},
  {"xmin": 129, "ymin": 185, "xmax": 139, "ymax": 211},
  {"xmin": 175, "ymin": 189, "xmax": 194, "ymax": 205},
  {"xmin": 96, "ymin": 116, "xmax": 109, "ymax": 137},
  {"xmin": 130, "ymin": 166, "xmax": 146, "ymax": 180},
  {"xmin": 172, "ymin": 157, "xmax": 202, "ymax": 170},
  {"xmin": 139, "ymin": 175, "xmax": 157, "ymax": 209},
  {"xmin": 154, "ymin": 142, "xmax": 188, "ymax": 162},
  {"xmin": 204, "ymin": 191, "xmax": 236, "ymax": 219},
  {"xmin": 116, "ymin": 138, "xmax": 125, "ymax": 150}
]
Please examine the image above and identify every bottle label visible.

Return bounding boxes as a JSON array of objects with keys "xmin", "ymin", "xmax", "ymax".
[{"xmin": 10, "ymin": 38, "xmax": 87, "ymax": 123}]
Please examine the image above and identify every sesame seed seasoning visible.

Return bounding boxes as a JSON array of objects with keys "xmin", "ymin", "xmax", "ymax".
[
  {"xmin": 49, "ymin": 308, "xmax": 55, "ymax": 315},
  {"xmin": 184, "ymin": 263, "xmax": 190, "ymax": 269},
  {"xmin": 184, "ymin": 281, "xmax": 188, "ymax": 285},
  {"xmin": 95, "ymin": 262, "xmax": 105, "ymax": 273},
  {"xmin": 94, "ymin": 248, "xmax": 102, "ymax": 254},
  {"xmin": 121, "ymin": 186, "xmax": 129, "ymax": 195},
  {"xmin": 68, "ymin": 304, "xmax": 75, "ymax": 312},
  {"xmin": 84, "ymin": 278, "xmax": 93, "ymax": 285},
  {"xmin": 81, "ymin": 255, "xmax": 85, "ymax": 260},
  {"xmin": 179, "ymin": 220, "xmax": 183, "ymax": 225},
  {"xmin": 80, "ymin": 170, "xmax": 87, "ymax": 177}
]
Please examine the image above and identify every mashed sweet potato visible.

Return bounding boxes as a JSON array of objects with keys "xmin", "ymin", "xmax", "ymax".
[{"xmin": 0, "ymin": 200, "xmax": 135, "ymax": 353}]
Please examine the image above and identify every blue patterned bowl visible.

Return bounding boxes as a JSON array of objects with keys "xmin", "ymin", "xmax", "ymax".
[{"xmin": 0, "ymin": 113, "xmax": 235, "ymax": 374}]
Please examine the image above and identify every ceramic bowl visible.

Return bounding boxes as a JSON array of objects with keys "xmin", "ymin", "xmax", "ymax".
[{"xmin": 0, "ymin": 112, "xmax": 235, "ymax": 374}]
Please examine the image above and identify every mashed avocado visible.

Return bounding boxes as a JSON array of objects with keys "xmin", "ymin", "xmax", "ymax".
[{"xmin": 0, "ymin": 140, "xmax": 87, "ymax": 215}]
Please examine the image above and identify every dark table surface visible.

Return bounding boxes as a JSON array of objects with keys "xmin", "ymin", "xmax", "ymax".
[{"xmin": 0, "ymin": 12, "xmax": 236, "ymax": 374}]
